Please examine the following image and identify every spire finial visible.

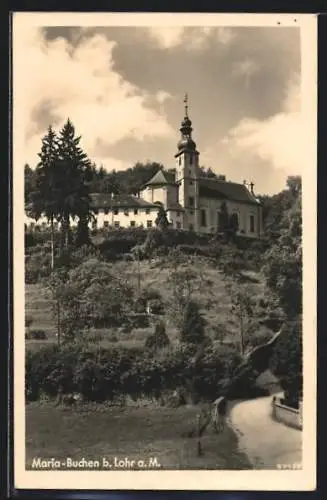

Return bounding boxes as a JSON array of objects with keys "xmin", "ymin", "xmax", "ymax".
[{"xmin": 184, "ymin": 92, "xmax": 188, "ymax": 117}]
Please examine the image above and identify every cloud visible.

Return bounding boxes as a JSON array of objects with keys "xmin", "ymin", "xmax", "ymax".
[
  {"xmin": 145, "ymin": 26, "xmax": 236, "ymax": 50},
  {"xmin": 146, "ymin": 27, "xmax": 185, "ymax": 49},
  {"xmin": 232, "ymin": 57, "xmax": 260, "ymax": 88},
  {"xmin": 220, "ymin": 76, "xmax": 304, "ymax": 178},
  {"xmin": 15, "ymin": 27, "xmax": 173, "ymax": 169}
]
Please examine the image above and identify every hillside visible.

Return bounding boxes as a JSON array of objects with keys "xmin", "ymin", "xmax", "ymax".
[{"xmin": 25, "ymin": 254, "xmax": 273, "ymax": 353}]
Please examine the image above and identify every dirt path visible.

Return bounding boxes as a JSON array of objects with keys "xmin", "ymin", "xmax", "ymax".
[{"xmin": 228, "ymin": 395, "xmax": 302, "ymax": 469}]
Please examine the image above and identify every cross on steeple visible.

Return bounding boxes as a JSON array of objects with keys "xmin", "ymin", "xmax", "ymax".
[{"xmin": 184, "ymin": 92, "xmax": 188, "ymax": 117}]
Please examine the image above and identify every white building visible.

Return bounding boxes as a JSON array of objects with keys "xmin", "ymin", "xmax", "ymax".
[{"xmin": 25, "ymin": 95, "xmax": 263, "ymax": 238}]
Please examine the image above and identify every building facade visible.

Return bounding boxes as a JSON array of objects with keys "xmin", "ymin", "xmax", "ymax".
[{"xmin": 25, "ymin": 96, "xmax": 263, "ymax": 237}]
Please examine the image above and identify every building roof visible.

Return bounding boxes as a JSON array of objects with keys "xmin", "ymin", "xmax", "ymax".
[
  {"xmin": 90, "ymin": 193, "xmax": 159, "ymax": 210},
  {"xmin": 166, "ymin": 202, "xmax": 185, "ymax": 212},
  {"xmin": 143, "ymin": 169, "xmax": 177, "ymax": 187},
  {"xmin": 198, "ymin": 178, "xmax": 261, "ymax": 205}
]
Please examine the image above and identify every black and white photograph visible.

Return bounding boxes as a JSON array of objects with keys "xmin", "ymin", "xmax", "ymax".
[{"xmin": 13, "ymin": 12, "xmax": 317, "ymax": 491}]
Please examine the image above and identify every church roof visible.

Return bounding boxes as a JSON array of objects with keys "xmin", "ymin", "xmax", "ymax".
[
  {"xmin": 198, "ymin": 178, "xmax": 261, "ymax": 205},
  {"xmin": 143, "ymin": 169, "xmax": 177, "ymax": 187},
  {"xmin": 90, "ymin": 193, "xmax": 159, "ymax": 209}
]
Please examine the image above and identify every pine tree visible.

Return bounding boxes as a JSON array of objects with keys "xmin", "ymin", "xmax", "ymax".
[
  {"xmin": 155, "ymin": 205, "xmax": 169, "ymax": 229},
  {"xmin": 56, "ymin": 119, "xmax": 92, "ymax": 248},
  {"xmin": 218, "ymin": 201, "xmax": 230, "ymax": 234},
  {"xmin": 29, "ymin": 125, "xmax": 60, "ymax": 268}
]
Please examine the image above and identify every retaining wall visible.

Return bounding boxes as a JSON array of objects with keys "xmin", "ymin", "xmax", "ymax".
[{"xmin": 272, "ymin": 396, "xmax": 302, "ymax": 430}]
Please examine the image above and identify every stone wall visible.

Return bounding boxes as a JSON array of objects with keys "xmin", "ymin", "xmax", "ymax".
[{"xmin": 272, "ymin": 396, "xmax": 302, "ymax": 430}]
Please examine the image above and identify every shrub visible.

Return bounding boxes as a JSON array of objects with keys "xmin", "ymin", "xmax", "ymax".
[
  {"xmin": 25, "ymin": 251, "xmax": 52, "ymax": 284},
  {"xmin": 144, "ymin": 321, "xmax": 170, "ymax": 352},
  {"xmin": 180, "ymin": 301, "xmax": 206, "ymax": 344},
  {"xmin": 29, "ymin": 329, "xmax": 47, "ymax": 340},
  {"xmin": 148, "ymin": 299, "xmax": 165, "ymax": 315},
  {"xmin": 269, "ymin": 318, "xmax": 302, "ymax": 407},
  {"xmin": 25, "ymin": 341, "xmax": 249, "ymax": 404},
  {"xmin": 25, "ymin": 315, "xmax": 33, "ymax": 330}
]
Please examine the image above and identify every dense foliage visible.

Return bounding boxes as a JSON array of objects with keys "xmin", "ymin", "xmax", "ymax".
[{"xmin": 26, "ymin": 342, "xmax": 246, "ymax": 403}]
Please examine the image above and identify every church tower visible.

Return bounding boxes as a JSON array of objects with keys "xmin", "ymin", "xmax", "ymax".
[{"xmin": 175, "ymin": 94, "xmax": 200, "ymax": 232}]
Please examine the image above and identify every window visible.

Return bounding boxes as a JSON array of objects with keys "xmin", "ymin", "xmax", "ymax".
[
  {"xmin": 130, "ymin": 221, "xmax": 136, "ymax": 227},
  {"xmin": 189, "ymin": 170, "xmax": 192, "ymax": 176},
  {"xmin": 190, "ymin": 155, "xmax": 193, "ymax": 165},
  {"xmin": 103, "ymin": 221, "xmax": 109, "ymax": 228},
  {"xmin": 147, "ymin": 220, "xmax": 153, "ymax": 228},
  {"xmin": 190, "ymin": 181, "xmax": 193, "ymax": 185},
  {"xmin": 176, "ymin": 221, "xmax": 181, "ymax": 229},
  {"xmin": 114, "ymin": 221, "xmax": 120, "ymax": 228},
  {"xmin": 92, "ymin": 220, "xmax": 97, "ymax": 229},
  {"xmin": 179, "ymin": 156, "xmax": 182, "ymax": 165},
  {"xmin": 104, "ymin": 207, "xmax": 109, "ymax": 215},
  {"xmin": 93, "ymin": 208, "xmax": 98, "ymax": 215},
  {"xmin": 114, "ymin": 208, "xmax": 119, "ymax": 215},
  {"xmin": 189, "ymin": 196, "xmax": 194, "ymax": 207},
  {"xmin": 250, "ymin": 215, "xmax": 255, "ymax": 233},
  {"xmin": 200, "ymin": 209, "xmax": 207, "ymax": 227},
  {"xmin": 124, "ymin": 209, "xmax": 129, "ymax": 216},
  {"xmin": 190, "ymin": 210, "xmax": 194, "ymax": 216},
  {"xmin": 176, "ymin": 211, "xmax": 180, "ymax": 217},
  {"xmin": 146, "ymin": 208, "xmax": 150, "ymax": 214},
  {"xmin": 189, "ymin": 224, "xmax": 194, "ymax": 231},
  {"xmin": 134, "ymin": 208, "xmax": 138, "ymax": 215}
]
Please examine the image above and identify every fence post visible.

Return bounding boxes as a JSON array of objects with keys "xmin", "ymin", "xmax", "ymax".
[{"xmin": 196, "ymin": 413, "xmax": 202, "ymax": 456}]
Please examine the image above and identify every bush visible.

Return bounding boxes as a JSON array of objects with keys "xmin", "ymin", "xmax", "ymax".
[
  {"xmin": 180, "ymin": 301, "xmax": 206, "ymax": 344},
  {"xmin": 25, "ymin": 250, "xmax": 52, "ymax": 284},
  {"xmin": 25, "ymin": 341, "xmax": 250, "ymax": 404},
  {"xmin": 28, "ymin": 329, "xmax": 47, "ymax": 340},
  {"xmin": 145, "ymin": 321, "xmax": 170, "ymax": 351},
  {"xmin": 269, "ymin": 318, "xmax": 302, "ymax": 407}
]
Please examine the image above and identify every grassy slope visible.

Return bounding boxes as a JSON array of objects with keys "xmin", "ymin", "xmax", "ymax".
[
  {"xmin": 25, "ymin": 259, "xmax": 270, "ymax": 349},
  {"xmin": 26, "ymin": 402, "xmax": 252, "ymax": 470}
]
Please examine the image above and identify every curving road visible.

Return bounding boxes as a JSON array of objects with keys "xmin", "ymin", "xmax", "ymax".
[{"xmin": 229, "ymin": 395, "xmax": 302, "ymax": 469}]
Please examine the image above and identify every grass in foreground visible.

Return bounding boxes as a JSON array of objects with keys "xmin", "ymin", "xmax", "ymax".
[{"xmin": 26, "ymin": 402, "xmax": 252, "ymax": 470}]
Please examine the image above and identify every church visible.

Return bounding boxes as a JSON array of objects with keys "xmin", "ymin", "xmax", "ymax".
[{"xmin": 25, "ymin": 95, "xmax": 263, "ymax": 238}]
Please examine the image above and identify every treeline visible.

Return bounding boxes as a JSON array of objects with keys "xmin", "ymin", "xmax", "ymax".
[{"xmin": 25, "ymin": 153, "xmax": 219, "ymax": 202}]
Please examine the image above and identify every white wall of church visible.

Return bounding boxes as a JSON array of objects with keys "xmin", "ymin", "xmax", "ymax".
[{"xmin": 197, "ymin": 197, "xmax": 261, "ymax": 237}]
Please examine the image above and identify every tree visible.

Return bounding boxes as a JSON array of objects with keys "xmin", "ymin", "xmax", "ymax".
[
  {"xmin": 166, "ymin": 250, "xmax": 213, "ymax": 330},
  {"xmin": 56, "ymin": 119, "xmax": 93, "ymax": 249},
  {"xmin": 180, "ymin": 300, "xmax": 205, "ymax": 344},
  {"xmin": 225, "ymin": 283, "xmax": 260, "ymax": 356},
  {"xmin": 262, "ymin": 194, "xmax": 302, "ymax": 318},
  {"xmin": 155, "ymin": 205, "xmax": 169, "ymax": 229},
  {"xmin": 261, "ymin": 178, "xmax": 302, "ymax": 406},
  {"xmin": 229, "ymin": 212, "xmax": 239, "ymax": 236},
  {"xmin": 24, "ymin": 164, "xmax": 36, "ymax": 204},
  {"xmin": 217, "ymin": 201, "xmax": 230, "ymax": 237},
  {"xmin": 28, "ymin": 126, "xmax": 61, "ymax": 269},
  {"xmin": 47, "ymin": 268, "xmax": 69, "ymax": 345},
  {"xmin": 269, "ymin": 318, "xmax": 302, "ymax": 408},
  {"xmin": 145, "ymin": 320, "xmax": 170, "ymax": 352},
  {"xmin": 48, "ymin": 259, "xmax": 134, "ymax": 342}
]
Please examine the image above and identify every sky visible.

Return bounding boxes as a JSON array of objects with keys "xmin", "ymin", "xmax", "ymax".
[{"xmin": 15, "ymin": 22, "xmax": 303, "ymax": 195}]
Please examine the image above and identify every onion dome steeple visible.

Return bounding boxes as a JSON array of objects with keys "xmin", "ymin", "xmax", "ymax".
[{"xmin": 177, "ymin": 93, "xmax": 197, "ymax": 152}]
